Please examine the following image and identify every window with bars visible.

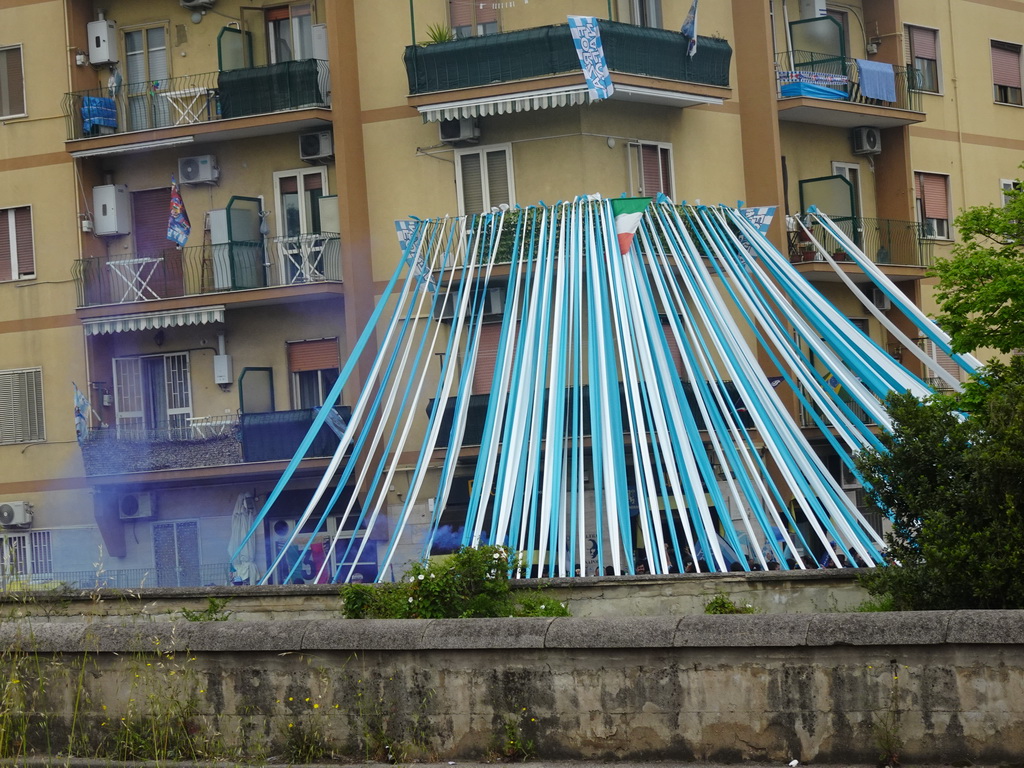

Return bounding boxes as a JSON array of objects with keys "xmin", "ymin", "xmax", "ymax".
[
  {"xmin": 992, "ymin": 41, "xmax": 1023, "ymax": 106},
  {"xmin": 287, "ymin": 338, "xmax": 340, "ymax": 408},
  {"xmin": 449, "ymin": 0, "xmax": 498, "ymax": 38},
  {"xmin": 113, "ymin": 353, "xmax": 192, "ymax": 440},
  {"xmin": 905, "ymin": 25, "xmax": 940, "ymax": 93},
  {"xmin": 0, "ymin": 368, "xmax": 43, "ymax": 444},
  {"xmin": 914, "ymin": 172, "xmax": 951, "ymax": 240},
  {"xmin": 455, "ymin": 144, "xmax": 514, "ymax": 216},
  {"xmin": 0, "ymin": 206, "xmax": 34, "ymax": 282},
  {"xmin": 629, "ymin": 142, "xmax": 673, "ymax": 198},
  {"xmin": 0, "ymin": 46, "xmax": 24, "ymax": 118},
  {"xmin": 0, "ymin": 531, "xmax": 52, "ymax": 577}
]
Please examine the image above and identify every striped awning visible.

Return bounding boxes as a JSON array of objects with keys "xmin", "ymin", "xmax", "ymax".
[
  {"xmin": 83, "ymin": 306, "xmax": 225, "ymax": 336},
  {"xmin": 418, "ymin": 83, "xmax": 723, "ymax": 122}
]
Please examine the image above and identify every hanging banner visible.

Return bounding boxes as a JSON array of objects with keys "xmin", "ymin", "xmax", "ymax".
[
  {"xmin": 740, "ymin": 206, "xmax": 777, "ymax": 236},
  {"xmin": 567, "ymin": 16, "xmax": 614, "ymax": 101}
]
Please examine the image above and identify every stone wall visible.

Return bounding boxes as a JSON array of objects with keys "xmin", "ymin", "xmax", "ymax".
[{"xmin": 1, "ymin": 612, "xmax": 1022, "ymax": 763}]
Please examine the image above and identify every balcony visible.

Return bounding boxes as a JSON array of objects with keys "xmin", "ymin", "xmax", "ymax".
[
  {"xmin": 775, "ymin": 51, "xmax": 924, "ymax": 128},
  {"xmin": 404, "ymin": 22, "xmax": 731, "ymax": 120},
  {"xmin": 72, "ymin": 233, "xmax": 341, "ymax": 309},
  {"xmin": 63, "ymin": 59, "xmax": 331, "ymax": 142},
  {"xmin": 80, "ymin": 407, "xmax": 351, "ymax": 476},
  {"xmin": 788, "ymin": 218, "xmax": 933, "ymax": 269}
]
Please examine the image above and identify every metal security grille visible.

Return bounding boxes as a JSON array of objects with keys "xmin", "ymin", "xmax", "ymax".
[{"xmin": 153, "ymin": 520, "xmax": 201, "ymax": 587}]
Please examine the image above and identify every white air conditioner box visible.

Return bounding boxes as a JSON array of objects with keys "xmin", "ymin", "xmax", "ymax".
[
  {"xmin": 0, "ymin": 501, "xmax": 32, "ymax": 529},
  {"xmin": 178, "ymin": 154, "xmax": 219, "ymax": 184},
  {"xmin": 118, "ymin": 493, "xmax": 155, "ymax": 521},
  {"xmin": 213, "ymin": 354, "xmax": 233, "ymax": 385},
  {"xmin": 799, "ymin": 0, "xmax": 827, "ymax": 19},
  {"xmin": 852, "ymin": 126, "xmax": 882, "ymax": 155},
  {"xmin": 871, "ymin": 287, "xmax": 892, "ymax": 310},
  {"xmin": 299, "ymin": 131, "xmax": 333, "ymax": 162},
  {"xmin": 93, "ymin": 184, "xmax": 131, "ymax": 236},
  {"xmin": 88, "ymin": 20, "xmax": 117, "ymax": 65},
  {"xmin": 439, "ymin": 117, "xmax": 480, "ymax": 145}
]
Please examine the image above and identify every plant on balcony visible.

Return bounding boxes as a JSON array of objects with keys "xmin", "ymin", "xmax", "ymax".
[{"xmin": 420, "ymin": 23, "xmax": 456, "ymax": 45}]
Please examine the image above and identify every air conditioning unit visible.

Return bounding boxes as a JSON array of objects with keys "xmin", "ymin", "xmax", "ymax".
[
  {"xmin": 871, "ymin": 287, "xmax": 892, "ymax": 310},
  {"xmin": 439, "ymin": 117, "xmax": 480, "ymax": 145},
  {"xmin": 0, "ymin": 501, "xmax": 32, "ymax": 529},
  {"xmin": 299, "ymin": 130, "xmax": 334, "ymax": 161},
  {"xmin": 118, "ymin": 493, "xmax": 155, "ymax": 521},
  {"xmin": 180, "ymin": 0, "xmax": 216, "ymax": 8},
  {"xmin": 851, "ymin": 126, "xmax": 881, "ymax": 155},
  {"xmin": 178, "ymin": 154, "xmax": 219, "ymax": 184}
]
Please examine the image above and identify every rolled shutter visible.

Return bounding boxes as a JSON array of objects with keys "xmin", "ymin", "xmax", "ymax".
[
  {"xmin": 0, "ymin": 209, "xmax": 10, "ymax": 282},
  {"xmin": 992, "ymin": 43, "xmax": 1022, "ymax": 88},
  {"xmin": 459, "ymin": 152, "xmax": 484, "ymax": 214},
  {"xmin": 910, "ymin": 27, "xmax": 937, "ymax": 61},
  {"xmin": 449, "ymin": 0, "xmax": 471, "ymax": 28},
  {"xmin": 485, "ymin": 149, "xmax": 510, "ymax": 209},
  {"xmin": 919, "ymin": 174, "xmax": 948, "ymax": 220},
  {"xmin": 288, "ymin": 338, "xmax": 340, "ymax": 372},
  {"xmin": 14, "ymin": 207, "xmax": 33, "ymax": 277},
  {"xmin": 641, "ymin": 144, "xmax": 662, "ymax": 195},
  {"xmin": 1, "ymin": 48, "xmax": 24, "ymax": 116}
]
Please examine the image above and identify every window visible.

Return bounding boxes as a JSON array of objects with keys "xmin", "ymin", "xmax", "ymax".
[
  {"xmin": 0, "ymin": 45, "xmax": 25, "ymax": 118},
  {"xmin": 629, "ymin": 142, "xmax": 673, "ymax": 198},
  {"xmin": 266, "ymin": 3, "xmax": 313, "ymax": 63},
  {"xmin": 0, "ymin": 368, "xmax": 43, "ymax": 444},
  {"xmin": 449, "ymin": 0, "xmax": 498, "ymax": 38},
  {"xmin": 825, "ymin": 9, "xmax": 850, "ymax": 56},
  {"xmin": 455, "ymin": 145, "xmax": 514, "ymax": 215},
  {"xmin": 0, "ymin": 206, "xmax": 34, "ymax": 282},
  {"xmin": 123, "ymin": 25, "xmax": 170, "ymax": 130},
  {"xmin": 0, "ymin": 531, "xmax": 51, "ymax": 578},
  {"xmin": 906, "ymin": 25, "xmax": 940, "ymax": 93},
  {"xmin": 113, "ymin": 353, "xmax": 192, "ymax": 440},
  {"xmin": 629, "ymin": 0, "xmax": 662, "ymax": 28},
  {"xmin": 992, "ymin": 41, "xmax": 1022, "ymax": 106},
  {"xmin": 274, "ymin": 168, "xmax": 329, "ymax": 282},
  {"xmin": 914, "ymin": 172, "xmax": 950, "ymax": 239},
  {"xmin": 287, "ymin": 338, "xmax": 340, "ymax": 408},
  {"xmin": 1002, "ymin": 179, "xmax": 1022, "ymax": 207},
  {"xmin": 153, "ymin": 520, "xmax": 200, "ymax": 587}
]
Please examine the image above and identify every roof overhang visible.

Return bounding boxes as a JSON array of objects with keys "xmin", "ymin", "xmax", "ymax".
[
  {"xmin": 417, "ymin": 82, "xmax": 723, "ymax": 122},
  {"xmin": 83, "ymin": 305, "xmax": 225, "ymax": 336}
]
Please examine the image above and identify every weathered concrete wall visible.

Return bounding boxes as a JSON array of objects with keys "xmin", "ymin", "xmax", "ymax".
[
  {"xmin": 0, "ymin": 570, "xmax": 867, "ymax": 623},
  {"xmin": 1, "ymin": 612, "xmax": 1022, "ymax": 764}
]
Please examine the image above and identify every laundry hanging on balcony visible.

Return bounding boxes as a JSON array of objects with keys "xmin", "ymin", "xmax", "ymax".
[{"xmin": 232, "ymin": 197, "xmax": 980, "ymax": 583}]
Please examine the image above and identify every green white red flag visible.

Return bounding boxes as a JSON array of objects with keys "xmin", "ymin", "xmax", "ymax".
[{"xmin": 610, "ymin": 197, "xmax": 651, "ymax": 255}]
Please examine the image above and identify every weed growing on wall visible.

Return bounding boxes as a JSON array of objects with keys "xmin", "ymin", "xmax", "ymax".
[
  {"xmin": 177, "ymin": 596, "xmax": 233, "ymax": 622},
  {"xmin": 488, "ymin": 706, "xmax": 536, "ymax": 762},
  {"xmin": 703, "ymin": 592, "xmax": 757, "ymax": 614},
  {"xmin": 872, "ymin": 661, "xmax": 904, "ymax": 768},
  {"xmin": 339, "ymin": 545, "xmax": 570, "ymax": 619}
]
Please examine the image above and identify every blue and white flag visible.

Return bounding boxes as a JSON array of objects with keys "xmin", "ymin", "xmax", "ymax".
[
  {"xmin": 740, "ymin": 206, "xmax": 777, "ymax": 236},
  {"xmin": 166, "ymin": 175, "xmax": 191, "ymax": 247},
  {"xmin": 681, "ymin": 0, "xmax": 699, "ymax": 57},
  {"xmin": 395, "ymin": 219, "xmax": 417, "ymax": 258},
  {"xmin": 73, "ymin": 382, "xmax": 89, "ymax": 446},
  {"xmin": 567, "ymin": 16, "xmax": 614, "ymax": 101},
  {"xmin": 395, "ymin": 219, "xmax": 435, "ymax": 292}
]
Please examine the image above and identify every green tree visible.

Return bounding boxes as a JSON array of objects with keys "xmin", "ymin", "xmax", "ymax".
[
  {"xmin": 856, "ymin": 358, "xmax": 1024, "ymax": 609},
  {"xmin": 931, "ymin": 165, "xmax": 1024, "ymax": 354}
]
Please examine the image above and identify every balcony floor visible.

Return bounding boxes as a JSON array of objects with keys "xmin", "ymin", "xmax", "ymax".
[{"xmin": 777, "ymin": 97, "xmax": 925, "ymax": 128}]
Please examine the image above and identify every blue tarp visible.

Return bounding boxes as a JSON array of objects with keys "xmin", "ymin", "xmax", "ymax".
[
  {"xmin": 81, "ymin": 96, "xmax": 116, "ymax": 135},
  {"xmin": 780, "ymin": 82, "xmax": 848, "ymax": 100}
]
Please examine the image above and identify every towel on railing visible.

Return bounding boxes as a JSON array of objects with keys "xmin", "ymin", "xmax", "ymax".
[
  {"xmin": 855, "ymin": 59, "xmax": 896, "ymax": 102},
  {"xmin": 81, "ymin": 96, "xmax": 117, "ymax": 134}
]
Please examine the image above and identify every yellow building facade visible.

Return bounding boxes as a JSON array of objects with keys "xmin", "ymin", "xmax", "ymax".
[{"xmin": 0, "ymin": 0, "xmax": 1020, "ymax": 585}]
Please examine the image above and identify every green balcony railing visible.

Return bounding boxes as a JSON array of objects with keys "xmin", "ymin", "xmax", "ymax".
[
  {"xmin": 775, "ymin": 50, "xmax": 920, "ymax": 112},
  {"xmin": 71, "ymin": 233, "xmax": 341, "ymax": 308},
  {"xmin": 788, "ymin": 217, "xmax": 933, "ymax": 267},
  {"xmin": 405, "ymin": 22, "xmax": 731, "ymax": 95},
  {"xmin": 63, "ymin": 59, "xmax": 330, "ymax": 140}
]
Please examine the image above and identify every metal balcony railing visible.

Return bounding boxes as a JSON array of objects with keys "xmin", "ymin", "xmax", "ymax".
[
  {"xmin": 71, "ymin": 233, "xmax": 341, "ymax": 308},
  {"xmin": 775, "ymin": 51, "xmax": 921, "ymax": 112},
  {"xmin": 405, "ymin": 22, "xmax": 731, "ymax": 95},
  {"xmin": 788, "ymin": 217, "xmax": 933, "ymax": 267},
  {"xmin": 63, "ymin": 59, "xmax": 331, "ymax": 140},
  {"xmin": 0, "ymin": 563, "xmax": 233, "ymax": 591}
]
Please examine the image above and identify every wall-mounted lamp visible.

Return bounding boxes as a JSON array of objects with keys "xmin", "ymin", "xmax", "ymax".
[{"xmin": 190, "ymin": 11, "xmax": 204, "ymax": 24}]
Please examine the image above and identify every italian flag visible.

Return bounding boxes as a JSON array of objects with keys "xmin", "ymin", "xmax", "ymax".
[{"xmin": 610, "ymin": 197, "xmax": 651, "ymax": 256}]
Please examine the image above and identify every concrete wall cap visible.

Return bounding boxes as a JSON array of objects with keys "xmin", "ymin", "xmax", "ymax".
[{"xmin": 545, "ymin": 616, "xmax": 680, "ymax": 648}]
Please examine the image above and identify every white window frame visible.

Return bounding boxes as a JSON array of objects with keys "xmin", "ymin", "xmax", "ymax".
[
  {"xmin": 628, "ymin": 141, "xmax": 674, "ymax": 199},
  {"xmin": 454, "ymin": 143, "xmax": 515, "ymax": 216},
  {"xmin": 904, "ymin": 24, "xmax": 942, "ymax": 95},
  {"xmin": 266, "ymin": 2, "xmax": 315, "ymax": 64},
  {"xmin": 0, "ymin": 367, "xmax": 44, "ymax": 444},
  {"xmin": 991, "ymin": 39, "xmax": 1023, "ymax": 107},
  {"xmin": 112, "ymin": 352, "xmax": 192, "ymax": 440},
  {"xmin": 626, "ymin": 0, "xmax": 662, "ymax": 28},
  {"xmin": 273, "ymin": 167, "xmax": 328, "ymax": 237},
  {"xmin": 0, "ymin": 205, "xmax": 34, "ymax": 282},
  {"xmin": 0, "ymin": 45, "xmax": 26, "ymax": 119},
  {"xmin": 1002, "ymin": 178, "xmax": 1021, "ymax": 207},
  {"xmin": 831, "ymin": 162, "xmax": 863, "ymax": 218},
  {"xmin": 914, "ymin": 171, "xmax": 951, "ymax": 240}
]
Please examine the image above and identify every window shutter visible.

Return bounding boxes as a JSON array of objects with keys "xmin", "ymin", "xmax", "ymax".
[
  {"xmin": 288, "ymin": 338, "xmax": 340, "ymax": 372},
  {"xmin": 473, "ymin": 322, "xmax": 503, "ymax": 394},
  {"xmin": 449, "ymin": 0, "xmax": 472, "ymax": 28},
  {"xmin": 485, "ymin": 149, "xmax": 510, "ymax": 209},
  {"xmin": 459, "ymin": 152, "xmax": 484, "ymax": 214},
  {"xmin": 661, "ymin": 319, "xmax": 684, "ymax": 379},
  {"xmin": 0, "ymin": 369, "xmax": 43, "ymax": 444},
  {"xmin": 476, "ymin": 1, "xmax": 498, "ymax": 25},
  {"xmin": 1, "ymin": 48, "xmax": 24, "ymax": 116},
  {"xmin": 641, "ymin": 144, "xmax": 663, "ymax": 195},
  {"xmin": 992, "ymin": 43, "xmax": 1022, "ymax": 88},
  {"xmin": 910, "ymin": 27, "xmax": 937, "ymax": 60},
  {"xmin": 919, "ymin": 174, "xmax": 948, "ymax": 220},
  {"xmin": 0, "ymin": 209, "xmax": 11, "ymax": 282},
  {"xmin": 13, "ymin": 207, "xmax": 32, "ymax": 277}
]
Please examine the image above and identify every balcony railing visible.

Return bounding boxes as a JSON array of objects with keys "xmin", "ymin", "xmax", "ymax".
[
  {"xmin": 240, "ymin": 406, "xmax": 351, "ymax": 462},
  {"xmin": 405, "ymin": 22, "xmax": 731, "ymax": 95},
  {"xmin": 63, "ymin": 59, "xmax": 331, "ymax": 140},
  {"xmin": 788, "ymin": 217, "xmax": 933, "ymax": 267},
  {"xmin": 0, "ymin": 563, "xmax": 232, "ymax": 591},
  {"xmin": 72, "ymin": 233, "xmax": 341, "ymax": 308},
  {"xmin": 775, "ymin": 51, "xmax": 920, "ymax": 112}
]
